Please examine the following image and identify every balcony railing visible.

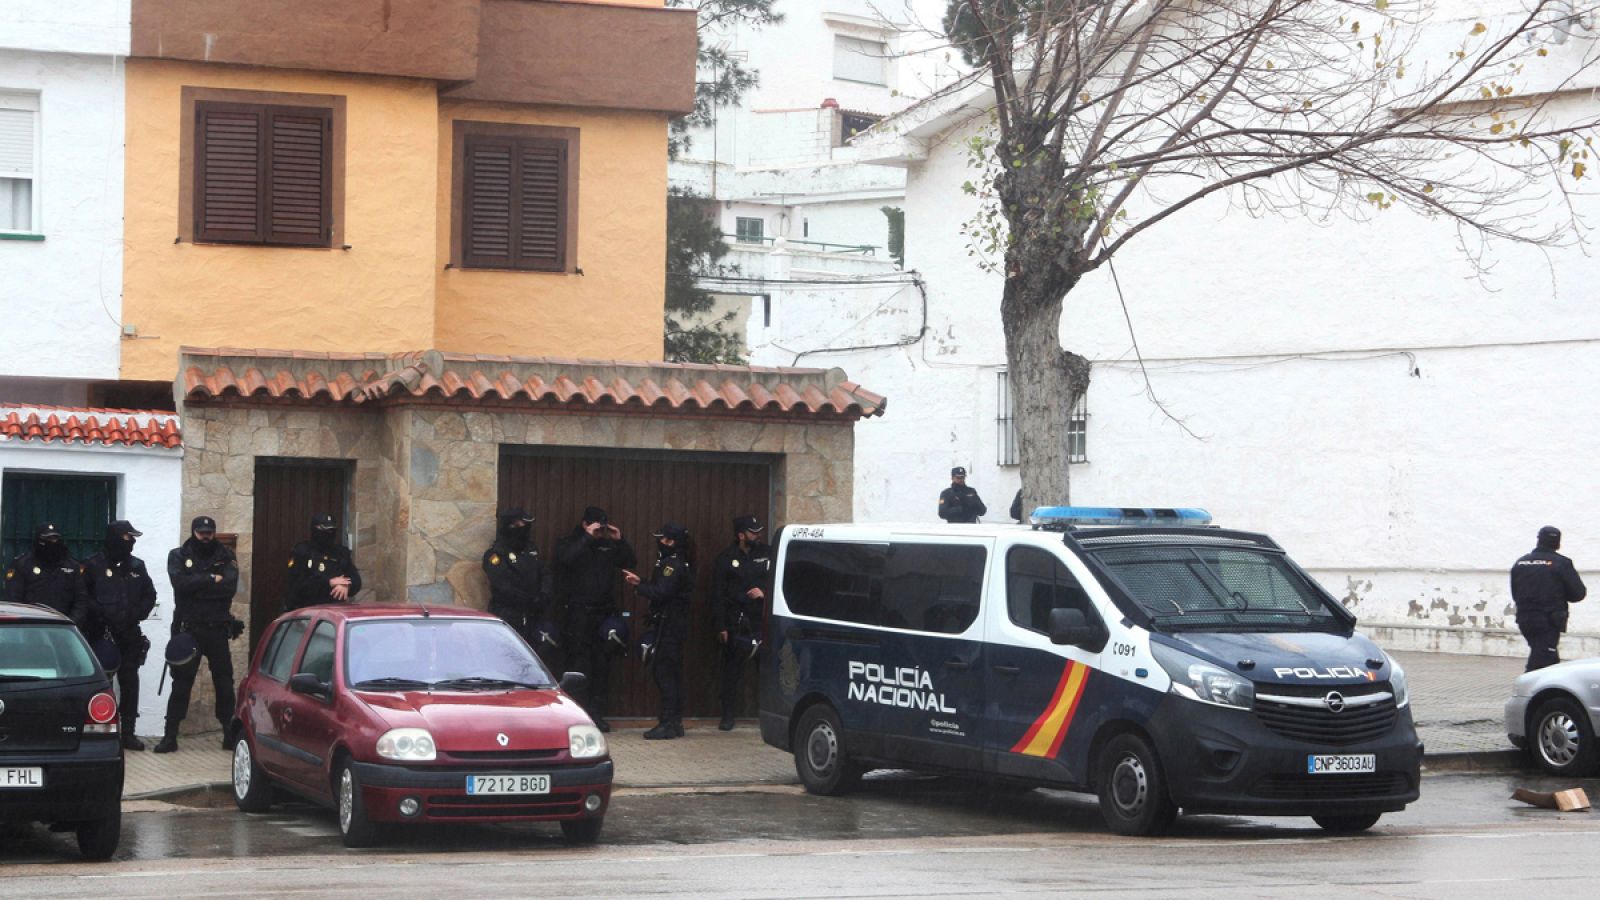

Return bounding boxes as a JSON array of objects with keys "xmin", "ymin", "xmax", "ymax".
[{"xmin": 724, "ymin": 233, "xmax": 879, "ymax": 256}]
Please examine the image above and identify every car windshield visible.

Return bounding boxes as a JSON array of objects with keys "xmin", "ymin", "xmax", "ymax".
[
  {"xmin": 345, "ymin": 618, "xmax": 555, "ymax": 690},
  {"xmin": 0, "ymin": 623, "xmax": 100, "ymax": 680},
  {"xmin": 1090, "ymin": 545, "xmax": 1341, "ymax": 632}
]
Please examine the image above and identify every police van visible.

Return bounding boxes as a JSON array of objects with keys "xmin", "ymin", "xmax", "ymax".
[{"xmin": 759, "ymin": 508, "xmax": 1422, "ymax": 835}]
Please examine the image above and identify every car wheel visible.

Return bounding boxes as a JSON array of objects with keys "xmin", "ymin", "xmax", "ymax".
[
  {"xmin": 1096, "ymin": 733, "xmax": 1177, "ymax": 836},
  {"xmin": 75, "ymin": 806, "xmax": 121, "ymax": 861},
  {"xmin": 232, "ymin": 734, "xmax": 274, "ymax": 813},
  {"xmin": 560, "ymin": 817, "xmax": 604, "ymax": 845},
  {"xmin": 337, "ymin": 763, "xmax": 380, "ymax": 848},
  {"xmin": 1312, "ymin": 813, "xmax": 1381, "ymax": 833},
  {"xmin": 1531, "ymin": 696, "xmax": 1598, "ymax": 776},
  {"xmin": 794, "ymin": 705, "xmax": 862, "ymax": 796}
]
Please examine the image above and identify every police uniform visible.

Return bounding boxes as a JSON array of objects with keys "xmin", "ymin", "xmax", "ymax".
[
  {"xmin": 553, "ymin": 507, "xmax": 636, "ymax": 730},
  {"xmin": 83, "ymin": 521, "xmax": 157, "ymax": 749},
  {"xmin": 938, "ymin": 467, "xmax": 988, "ymax": 524},
  {"xmin": 5, "ymin": 522, "xmax": 91, "ymax": 630},
  {"xmin": 484, "ymin": 508, "xmax": 549, "ymax": 646},
  {"xmin": 1511, "ymin": 526, "xmax": 1587, "ymax": 671},
  {"xmin": 712, "ymin": 515, "xmax": 773, "ymax": 730},
  {"xmin": 638, "ymin": 524, "xmax": 693, "ymax": 740},
  {"xmin": 286, "ymin": 513, "xmax": 362, "ymax": 610},
  {"xmin": 161, "ymin": 516, "xmax": 241, "ymax": 752}
]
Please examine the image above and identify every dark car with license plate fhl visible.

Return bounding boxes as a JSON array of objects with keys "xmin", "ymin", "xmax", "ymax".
[
  {"xmin": 0, "ymin": 601, "xmax": 125, "ymax": 860},
  {"xmin": 228, "ymin": 605, "xmax": 612, "ymax": 847}
]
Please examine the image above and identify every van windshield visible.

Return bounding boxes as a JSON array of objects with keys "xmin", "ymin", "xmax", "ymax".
[{"xmin": 1089, "ymin": 545, "xmax": 1341, "ymax": 632}]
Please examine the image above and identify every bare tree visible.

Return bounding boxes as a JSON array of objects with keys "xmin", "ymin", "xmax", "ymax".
[{"xmin": 940, "ymin": 0, "xmax": 1600, "ymax": 510}]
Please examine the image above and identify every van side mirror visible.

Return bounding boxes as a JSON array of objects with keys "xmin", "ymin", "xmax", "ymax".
[
  {"xmin": 288, "ymin": 672, "xmax": 331, "ymax": 699},
  {"xmin": 559, "ymin": 671, "xmax": 588, "ymax": 699},
  {"xmin": 1048, "ymin": 608, "xmax": 1107, "ymax": 651}
]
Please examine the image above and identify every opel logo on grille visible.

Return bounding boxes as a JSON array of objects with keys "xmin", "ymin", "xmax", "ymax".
[
  {"xmin": 1323, "ymin": 691, "xmax": 1346, "ymax": 713},
  {"xmin": 496, "ymin": 732, "xmax": 510, "ymax": 747}
]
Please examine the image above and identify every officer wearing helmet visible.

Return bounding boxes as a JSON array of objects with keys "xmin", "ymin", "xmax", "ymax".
[
  {"xmin": 4, "ymin": 522, "xmax": 91, "ymax": 629},
  {"xmin": 1511, "ymin": 525, "xmax": 1587, "ymax": 671},
  {"xmin": 712, "ymin": 514, "xmax": 772, "ymax": 730},
  {"xmin": 554, "ymin": 506, "xmax": 635, "ymax": 731},
  {"xmin": 625, "ymin": 523, "xmax": 693, "ymax": 740},
  {"xmin": 938, "ymin": 467, "xmax": 988, "ymax": 524},
  {"xmin": 160, "ymin": 516, "xmax": 241, "ymax": 752},
  {"xmin": 483, "ymin": 508, "xmax": 549, "ymax": 647},
  {"xmin": 286, "ymin": 513, "xmax": 362, "ymax": 609},
  {"xmin": 82, "ymin": 521, "xmax": 157, "ymax": 750}
]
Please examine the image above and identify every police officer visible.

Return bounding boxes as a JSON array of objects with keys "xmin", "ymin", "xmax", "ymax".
[
  {"xmin": 82, "ymin": 521, "xmax": 157, "ymax": 750},
  {"xmin": 5, "ymin": 522, "xmax": 90, "ymax": 629},
  {"xmin": 1010, "ymin": 489, "xmax": 1024, "ymax": 523},
  {"xmin": 712, "ymin": 514, "xmax": 772, "ymax": 731},
  {"xmin": 484, "ymin": 507, "xmax": 549, "ymax": 646},
  {"xmin": 1511, "ymin": 525, "xmax": 1587, "ymax": 671},
  {"xmin": 554, "ymin": 506, "xmax": 635, "ymax": 731},
  {"xmin": 160, "ymin": 516, "xmax": 241, "ymax": 752},
  {"xmin": 938, "ymin": 467, "xmax": 988, "ymax": 524},
  {"xmin": 626, "ymin": 523, "xmax": 692, "ymax": 741},
  {"xmin": 286, "ymin": 513, "xmax": 362, "ymax": 609}
]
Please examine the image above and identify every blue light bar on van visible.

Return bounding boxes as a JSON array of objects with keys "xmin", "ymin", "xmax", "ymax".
[{"xmin": 1030, "ymin": 506, "xmax": 1213, "ymax": 527}]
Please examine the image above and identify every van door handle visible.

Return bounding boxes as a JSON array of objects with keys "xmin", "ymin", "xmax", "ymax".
[
  {"xmin": 944, "ymin": 658, "xmax": 970, "ymax": 671},
  {"xmin": 992, "ymin": 663, "xmax": 1021, "ymax": 676}
]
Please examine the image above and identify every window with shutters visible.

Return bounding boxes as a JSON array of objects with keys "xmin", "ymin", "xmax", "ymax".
[
  {"xmin": 1, "ymin": 90, "xmax": 40, "ymax": 235},
  {"xmin": 452, "ymin": 122, "xmax": 578, "ymax": 273},
  {"xmin": 193, "ymin": 100, "xmax": 333, "ymax": 247}
]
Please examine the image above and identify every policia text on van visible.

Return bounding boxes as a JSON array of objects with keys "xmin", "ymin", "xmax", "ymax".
[{"xmin": 759, "ymin": 508, "xmax": 1421, "ymax": 836}]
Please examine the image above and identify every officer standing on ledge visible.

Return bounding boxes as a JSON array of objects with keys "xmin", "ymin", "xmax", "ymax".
[
  {"xmin": 554, "ymin": 506, "xmax": 635, "ymax": 731},
  {"xmin": 161, "ymin": 516, "xmax": 242, "ymax": 753},
  {"xmin": 83, "ymin": 521, "xmax": 157, "ymax": 750},
  {"xmin": 938, "ymin": 467, "xmax": 988, "ymax": 524},
  {"xmin": 712, "ymin": 514, "xmax": 772, "ymax": 731},
  {"xmin": 5, "ymin": 522, "xmax": 91, "ymax": 629},
  {"xmin": 287, "ymin": 513, "xmax": 362, "ymax": 609},
  {"xmin": 626, "ymin": 523, "xmax": 693, "ymax": 741},
  {"xmin": 484, "ymin": 507, "xmax": 548, "ymax": 646},
  {"xmin": 1511, "ymin": 525, "xmax": 1587, "ymax": 671}
]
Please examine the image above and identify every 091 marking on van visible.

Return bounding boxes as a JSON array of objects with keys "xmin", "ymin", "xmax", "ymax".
[{"xmin": 1011, "ymin": 659, "xmax": 1091, "ymax": 758}]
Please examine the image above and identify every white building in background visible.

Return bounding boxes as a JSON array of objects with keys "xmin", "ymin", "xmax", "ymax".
[
  {"xmin": 761, "ymin": 15, "xmax": 1600, "ymax": 659},
  {"xmin": 2, "ymin": 2, "xmax": 184, "ymax": 730}
]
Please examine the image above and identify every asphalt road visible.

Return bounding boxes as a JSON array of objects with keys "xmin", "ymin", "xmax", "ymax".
[{"xmin": 4, "ymin": 772, "xmax": 1599, "ymax": 897}]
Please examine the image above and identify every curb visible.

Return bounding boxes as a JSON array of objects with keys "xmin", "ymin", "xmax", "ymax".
[
  {"xmin": 1422, "ymin": 749, "xmax": 1526, "ymax": 775},
  {"xmin": 126, "ymin": 781, "xmax": 232, "ymax": 803}
]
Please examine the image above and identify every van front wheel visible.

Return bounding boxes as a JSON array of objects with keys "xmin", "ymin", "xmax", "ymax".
[
  {"xmin": 794, "ymin": 705, "xmax": 862, "ymax": 795},
  {"xmin": 1097, "ymin": 733, "xmax": 1177, "ymax": 836}
]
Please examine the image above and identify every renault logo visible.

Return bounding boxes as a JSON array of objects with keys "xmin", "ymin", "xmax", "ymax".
[
  {"xmin": 1323, "ymin": 691, "xmax": 1346, "ymax": 713},
  {"xmin": 0, "ymin": 698, "xmax": 6, "ymax": 716},
  {"xmin": 496, "ymin": 732, "xmax": 509, "ymax": 747}
]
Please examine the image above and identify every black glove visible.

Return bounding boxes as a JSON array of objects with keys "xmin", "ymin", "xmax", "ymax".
[{"xmin": 227, "ymin": 617, "xmax": 246, "ymax": 640}]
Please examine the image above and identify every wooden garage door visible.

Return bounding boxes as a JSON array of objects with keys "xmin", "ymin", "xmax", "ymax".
[
  {"xmin": 499, "ymin": 446, "xmax": 773, "ymax": 720},
  {"xmin": 249, "ymin": 459, "xmax": 351, "ymax": 645}
]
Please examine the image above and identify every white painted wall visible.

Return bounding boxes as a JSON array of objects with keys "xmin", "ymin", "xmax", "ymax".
[
  {"xmin": 0, "ymin": 440, "xmax": 184, "ymax": 731},
  {"xmin": 0, "ymin": 2, "xmax": 127, "ymax": 382}
]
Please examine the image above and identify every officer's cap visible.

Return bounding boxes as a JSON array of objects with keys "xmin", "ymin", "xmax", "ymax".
[
  {"xmin": 733, "ymin": 515, "xmax": 764, "ymax": 535},
  {"xmin": 653, "ymin": 522, "xmax": 689, "ymax": 542},
  {"xmin": 951, "ymin": 466, "xmax": 967, "ymax": 478},
  {"xmin": 107, "ymin": 520, "xmax": 143, "ymax": 539},
  {"xmin": 582, "ymin": 506, "xmax": 609, "ymax": 526},
  {"xmin": 501, "ymin": 507, "xmax": 535, "ymax": 525},
  {"xmin": 36, "ymin": 522, "xmax": 63, "ymax": 539},
  {"xmin": 165, "ymin": 632, "xmax": 200, "ymax": 667},
  {"xmin": 1538, "ymin": 525, "xmax": 1562, "ymax": 548},
  {"xmin": 191, "ymin": 515, "xmax": 217, "ymax": 534},
  {"xmin": 311, "ymin": 513, "xmax": 338, "ymax": 531}
]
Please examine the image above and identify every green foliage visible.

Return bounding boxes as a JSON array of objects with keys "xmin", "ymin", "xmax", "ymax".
[
  {"xmin": 665, "ymin": 187, "xmax": 745, "ymax": 364},
  {"xmin": 880, "ymin": 206, "xmax": 905, "ymax": 268},
  {"xmin": 668, "ymin": 0, "xmax": 783, "ymax": 160}
]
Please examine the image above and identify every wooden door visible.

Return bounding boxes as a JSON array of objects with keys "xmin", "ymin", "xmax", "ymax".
[{"xmin": 249, "ymin": 459, "xmax": 350, "ymax": 645}]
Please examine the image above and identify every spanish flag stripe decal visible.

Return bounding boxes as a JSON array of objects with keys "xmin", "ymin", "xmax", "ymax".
[{"xmin": 1011, "ymin": 660, "xmax": 1091, "ymax": 757}]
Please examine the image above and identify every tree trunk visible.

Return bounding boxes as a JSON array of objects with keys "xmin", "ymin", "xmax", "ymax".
[{"xmin": 1002, "ymin": 266, "xmax": 1090, "ymax": 518}]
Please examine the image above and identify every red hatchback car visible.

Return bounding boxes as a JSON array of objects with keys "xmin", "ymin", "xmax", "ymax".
[{"xmin": 228, "ymin": 605, "xmax": 612, "ymax": 847}]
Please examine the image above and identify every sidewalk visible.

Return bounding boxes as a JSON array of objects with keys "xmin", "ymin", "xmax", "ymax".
[{"xmin": 123, "ymin": 649, "xmax": 1533, "ymax": 800}]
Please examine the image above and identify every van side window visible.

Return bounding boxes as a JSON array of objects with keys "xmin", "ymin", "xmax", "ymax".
[
  {"xmin": 1006, "ymin": 546, "xmax": 1095, "ymax": 634},
  {"xmin": 783, "ymin": 540, "xmax": 985, "ymax": 635}
]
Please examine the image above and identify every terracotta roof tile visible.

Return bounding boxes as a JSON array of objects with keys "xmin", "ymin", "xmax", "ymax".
[
  {"xmin": 0, "ymin": 407, "xmax": 183, "ymax": 449},
  {"xmin": 180, "ymin": 348, "xmax": 886, "ymax": 419}
]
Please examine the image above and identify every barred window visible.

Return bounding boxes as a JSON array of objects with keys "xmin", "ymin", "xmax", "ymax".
[{"xmin": 997, "ymin": 370, "xmax": 1088, "ymax": 466}]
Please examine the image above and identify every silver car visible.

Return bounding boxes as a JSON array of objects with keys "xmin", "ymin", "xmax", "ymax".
[{"xmin": 1505, "ymin": 658, "xmax": 1600, "ymax": 776}]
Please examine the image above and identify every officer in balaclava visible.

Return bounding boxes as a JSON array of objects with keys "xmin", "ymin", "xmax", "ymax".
[
  {"xmin": 83, "ymin": 521, "xmax": 158, "ymax": 750},
  {"xmin": 554, "ymin": 506, "xmax": 636, "ymax": 731},
  {"xmin": 160, "ymin": 515, "xmax": 241, "ymax": 753},
  {"xmin": 484, "ymin": 507, "xmax": 549, "ymax": 646},
  {"xmin": 626, "ymin": 523, "xmax": 693, "ymax": 740},
  {"xmin": 711, "ymin": 514, "xmax": 772, "ymax": 730},
  {"xmin": 287, "ymin": 513, "xmax": 362, "ymax": 610},
  {"xmin": 5, "ymin": 522, "xmax": 91, "ymax": 629},
  {"xmin": 1511, "ymin": 525, "xmax": 1588, "ymax": 671}
]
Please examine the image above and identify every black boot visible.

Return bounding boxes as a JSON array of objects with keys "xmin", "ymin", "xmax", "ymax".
[
  {"xmin": 122, "ymin": 733, "xmax": 147, "ymax": 752},
  {"xmin": 153, "ymin": 733, "xmax": 179, "ymax": 754},
  {"xmin": 671, "ymin": 721, "xmax": 685, "ymax": 738},
  {"xmin": 718, "ymin": 714, "xmax": 735, "ymax": 731},
  {"xmin": 643, "ymin": 722, "xmax": 677, "ymax": 740}
]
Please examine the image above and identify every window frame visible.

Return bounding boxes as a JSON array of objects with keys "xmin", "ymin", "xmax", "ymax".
[
  {"xmin": 261, "ymin": 618, "xmax": 311, "ymax": 683},
  {"xmin": 735, "ymin": 216, "xmax": 765, "ymax": 244},
  {"xmin": 1004, "ymin": 544, "xmax": 1101, "ymax": 637},
  {"xmin": 997, "ymin": 370, "xmax": 1088, "ymax": 466},
  {"xmin": 832, "ymin": 35, "xmax": 889, "ymax": 86},
  {"xmin": 294, "ymin": 619, "xmax": 338, "ymax": 689},
  {"xmin": 450, "ymin": 120, "xmax": 580, "ymax": 273},
  {"xmin": 0, "ymin": 90, "xmax": 42, "ymax": 237}
]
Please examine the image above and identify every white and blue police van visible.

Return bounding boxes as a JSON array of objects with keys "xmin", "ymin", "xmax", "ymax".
[{"xmin": 760, "ymin": 508, "xmax": 1422, "ymax": 835}]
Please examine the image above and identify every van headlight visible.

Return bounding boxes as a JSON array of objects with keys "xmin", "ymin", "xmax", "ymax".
[
  {"xmin": 1385, "ymin": 654, "xmax": 1410, "ymax": 708},
  {"xmin": 376, "ymin": 727, "xmax": 437, "ymax": 761},
  {"xmin": 1151, "ymin": 643, "xmax": 1254, "ymax": 710},
  {"xmin": 569, "ymin": 724, "xmax": 607, "ymax": 759}
]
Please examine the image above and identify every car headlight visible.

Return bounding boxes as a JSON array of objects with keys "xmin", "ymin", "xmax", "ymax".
[
  {"xmin": 1385, "ymin": 654, "xmax": 1410, "ymax": 708},
  {"xmin": 1151, "ymin": 642, "xmax": 1254, "ymax": 709},
  {"xmin": 376, "ymin": 727, "xmax": 436, "ymax": 761},
  {"xmin": 569, "ymin": 724, "xmax": 607, "ymax": 759}
]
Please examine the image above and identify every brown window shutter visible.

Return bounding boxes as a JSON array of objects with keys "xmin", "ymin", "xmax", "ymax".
[
  {"xmin": 196, "ymin": 104, "xmax": 265, "ymax": 243},
  {"xmin": 462, "ymin": 135, "xmax": 515, "ymax": 269},
  {"xmin": 264, "ymin": 108, "xmax": 331, "ymax": 246},
  {"xmin": 516, "ymin": 140, "xmax": 566, "ymax": 271}
]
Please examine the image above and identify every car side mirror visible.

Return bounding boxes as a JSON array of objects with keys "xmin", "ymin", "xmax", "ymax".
[
  {"xmin": 559, "ymin": 671, "xmax": 588, "ymax": 699},
  {"xmin": 289, "ymin": 672, "xmax": 331, "ymax": 699},
  {"xmin": 1048, "ymin": 608, "xmax": 1107, "ymax": 651}
]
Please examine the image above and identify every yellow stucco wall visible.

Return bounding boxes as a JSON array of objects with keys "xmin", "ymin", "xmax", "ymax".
[
  {"xmin": 433, "ymin": 100, "xmax": 668, "ymax": 361},
  {"xmin": 121, "ymin": 60, "xmax": 441, "ymax": 381}
]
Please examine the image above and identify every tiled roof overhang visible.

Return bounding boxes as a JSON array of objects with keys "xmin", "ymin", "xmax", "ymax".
[
  {"xmin": 181, "ymin": 349, "xmax": 886, "ymax": 421},
  {"xmin": 0, "ymin": 406, "xmax": 183, "ymax": 450}
]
